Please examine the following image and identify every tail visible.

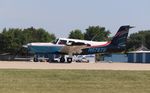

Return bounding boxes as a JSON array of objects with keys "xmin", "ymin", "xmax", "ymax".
[
  {"xmin": 110, "ymin": 25, "xmax": 134, "ymax": 47},
  {"xmin": 82, "ymin": 25, "xmax": 133, "ymax": 54}
]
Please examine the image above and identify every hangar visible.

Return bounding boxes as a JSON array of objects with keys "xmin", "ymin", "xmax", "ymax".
[{"xmin": 128, "ymin": 45, "xmax": 150, "ymax": 63}]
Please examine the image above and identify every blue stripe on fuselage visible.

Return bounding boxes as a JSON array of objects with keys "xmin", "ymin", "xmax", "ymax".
[{"xmin": 29, "ymin": 45, "xmax": 63, "ymax": 53}]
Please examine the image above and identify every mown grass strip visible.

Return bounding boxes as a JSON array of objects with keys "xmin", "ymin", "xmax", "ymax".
[{"xmin": 0, "ymin": 69, "xmax": 150, "ymax": 93}]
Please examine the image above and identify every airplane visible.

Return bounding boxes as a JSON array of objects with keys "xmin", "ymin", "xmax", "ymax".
[{"xmin": 25, "ymin": 25, "xmax": 133, "ymax": 63}]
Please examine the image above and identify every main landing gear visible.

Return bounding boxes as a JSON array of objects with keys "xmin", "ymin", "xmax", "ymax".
[{"xmin": 60, "ymin": 56, "xmax": 72, "ymax": 63}]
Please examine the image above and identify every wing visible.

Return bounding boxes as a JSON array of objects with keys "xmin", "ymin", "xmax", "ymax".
[{"xmin": 60, "ymin": 42, "xmax": 90, "ymax": 54}]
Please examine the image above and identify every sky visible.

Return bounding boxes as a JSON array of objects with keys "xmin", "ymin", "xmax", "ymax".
[{"xmin": 0, "ymin": 0, "xmax": 150, "ymax": 37}]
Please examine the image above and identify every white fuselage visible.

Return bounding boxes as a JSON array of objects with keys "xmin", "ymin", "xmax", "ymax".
[
  {"xmin": 54, "ymin": 38, "xmax": 107, "ymax": 46},
  {"xmin": 27, "ymin": 38, "xmax": 108, "ymax": 47}
]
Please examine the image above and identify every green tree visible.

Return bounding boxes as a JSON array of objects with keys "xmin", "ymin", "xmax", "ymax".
[
  {"xmin": 84, "ymin": 26, "xmax": 110, "ymax": 41},
  {"xmin": 145, "ymin": 32, "xmax": 150, "ymax": 49},
  {"xmin": 0, "ymin": 27, "xmax": 56, "ymax": 53},
  {"xmin": 23, "ymin": 27, "xmax": 56, "ymax": 43},
  {"xmin": 68, "ymin": 29, "xmax": 84, "ymax": 39},
  {"xmin": 127, "ymin": 30, "xmax": 150, "ymax": 51},
  {"xmin": 2, "ymin": 28, "xmax": 23, "ymax": 52},
  {"xmin": 0, "ymin": 33, "xmax": 8, "ymax": 52}
]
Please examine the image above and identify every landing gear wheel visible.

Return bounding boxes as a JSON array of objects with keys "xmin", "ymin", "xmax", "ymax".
[
  {"xmin": 33, "ymin": 57, "xmax": 38, "ymax": 62},
  {"xmin": 60, "ymin": 57, "xmax": 65, "ymax": 63},
  {"xmin": 67, "ymin": 57, "xmax": 72, "ymax": 63}
]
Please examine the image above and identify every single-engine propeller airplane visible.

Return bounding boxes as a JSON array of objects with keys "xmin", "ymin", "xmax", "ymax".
[{"xmin": 25, "ymin": 25, "xmax": 133, "ymax": 63}]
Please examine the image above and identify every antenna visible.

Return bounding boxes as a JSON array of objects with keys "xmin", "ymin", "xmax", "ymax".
[{"xmin": 91, "ymin": 34, "xmax": 98, "ymax": 41}]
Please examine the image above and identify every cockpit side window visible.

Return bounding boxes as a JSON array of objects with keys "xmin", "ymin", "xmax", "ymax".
[{"xmin": 58, "ymin": 40, "xmax": 67, "ymax": 45}]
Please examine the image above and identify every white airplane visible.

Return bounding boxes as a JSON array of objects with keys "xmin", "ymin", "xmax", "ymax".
[{"xmin": 26, "ymin": 25, "xmax": 133, "ymax": 63}]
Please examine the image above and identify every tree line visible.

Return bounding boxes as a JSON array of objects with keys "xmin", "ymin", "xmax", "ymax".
[
  {"xmin": 0, "ymin": 26, "xmax": 150, "ymax": 54},
  {"xmin": 127, "ymin": 30, "xmax": 150, "ymax": 51},
  {"xmin": 0, "ymin": 27, "xmax": 55, "ymax": 53},
  {"xmin": 68, "ymin": 26, "xmax": 110, "ymax": 41}
]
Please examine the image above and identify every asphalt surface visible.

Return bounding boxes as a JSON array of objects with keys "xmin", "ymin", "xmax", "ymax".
[{"xmin": 0, "ymin": 61, "xmax": 150, "ymax": 70}]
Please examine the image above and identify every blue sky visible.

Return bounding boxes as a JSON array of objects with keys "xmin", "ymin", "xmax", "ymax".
[{"xmin": 0, "ymin": 0, "xmax": 150, "ymax": 37}]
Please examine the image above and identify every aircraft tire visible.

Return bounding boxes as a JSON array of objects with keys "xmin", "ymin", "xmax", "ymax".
[
  {"xmin": 60, "ymin": 57, "xmax": 65, "ymax": 63},
  {"xmin": 33, "ymin": 57, "xmax": 38, "ymax": 62},
  {"xmin": 67, "ymin": 57, "xmax": 72, "ymax": 63}
]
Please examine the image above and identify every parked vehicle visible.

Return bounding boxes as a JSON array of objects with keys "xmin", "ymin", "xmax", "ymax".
[{"xmin": 75, "ymin": 55, "xmax": 89, "ymax": 63}]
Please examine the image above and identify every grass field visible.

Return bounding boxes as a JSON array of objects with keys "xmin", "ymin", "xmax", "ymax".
[{"xmin": 0, "ymin": 69, "xmax": 150, "ymax": 93}]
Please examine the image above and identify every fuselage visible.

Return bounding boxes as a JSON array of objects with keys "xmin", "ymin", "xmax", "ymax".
[{"xmin": 27, "ymin": 38, "xmax": 108, "ymax": 54}]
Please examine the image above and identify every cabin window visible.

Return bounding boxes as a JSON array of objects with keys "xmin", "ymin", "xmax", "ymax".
[
  {"xmin": 66, "ymin": 41, "xmax": 75, "ymax": 45},
  {"xmin": 68, "ymin": 41, "xmax": 74, "ymax": 43},
  {"xmin": 68, "ymin": 41, "xmax": 75, "ymax": 44},
  {"xmin": 58, "ymin": 40, "xmax": 67, "ymax": 45}
]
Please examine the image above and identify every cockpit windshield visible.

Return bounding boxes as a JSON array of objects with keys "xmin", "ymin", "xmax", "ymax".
[{"xmin": 52, "ymin": 39, "xmax": 59, "ymax": 44}]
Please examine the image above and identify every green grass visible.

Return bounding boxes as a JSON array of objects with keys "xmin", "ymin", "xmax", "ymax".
[{"xmin": 0, "ymin": 70, "xmax": 150, "ymax": 93}]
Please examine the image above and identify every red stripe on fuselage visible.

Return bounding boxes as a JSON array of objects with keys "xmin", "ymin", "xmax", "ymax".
[{"xmin": 90, "ymin": 42, "xmax": 111, "ymax": 48}]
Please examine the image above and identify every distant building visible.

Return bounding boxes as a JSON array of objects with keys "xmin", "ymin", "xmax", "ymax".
[
  {"xmin": 128, "ymin": 45, "xmax": 150, "ymax": 63},
  {"xmin": 103, "ymin": 54, "xmax": 127, "ymax": 62}
]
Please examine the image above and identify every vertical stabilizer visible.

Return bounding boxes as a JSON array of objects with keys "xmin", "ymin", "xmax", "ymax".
[{"xmin": 110, "ymin": 25, "xmax": 133, "ymax": 47}]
